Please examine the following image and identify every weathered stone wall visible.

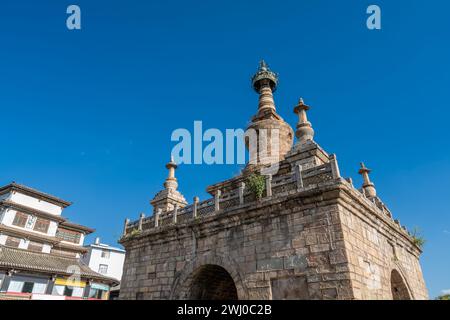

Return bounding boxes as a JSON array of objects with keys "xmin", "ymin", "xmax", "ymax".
[
  {"xmin": 337, "ymin": 185, "xmax": 428, "ymax": 300},
  {"xmin": 119, "ymin": 150, "xmax": 428, "ymax": 300},
  {"xmin": 119, "ymin": 184, "xmax": 356, "ymax": 300}
]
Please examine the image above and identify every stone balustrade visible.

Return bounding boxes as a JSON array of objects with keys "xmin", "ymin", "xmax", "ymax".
[
  {"xmin": 341, "ymin": 177, "xmax": 410, "ymax": 237},
  {"xmin": 122, "ymin": 161, "xmax": 352, "ymax": 237}
]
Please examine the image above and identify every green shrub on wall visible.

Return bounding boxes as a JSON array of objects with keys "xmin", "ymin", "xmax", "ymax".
[{"xmin": 247, "ymin": 173, "xmax": 266, "ymax": 200}]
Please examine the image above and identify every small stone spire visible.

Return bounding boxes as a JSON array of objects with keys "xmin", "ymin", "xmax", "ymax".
[
  {"xmin": 252, "ymin": 60, "xmax": 278, "ymax": 113},
  {"xmin": 358, "ymin": 162, "xmax": 377, "ymax": 198},
  {"xmin": 293, "ymin": 98, "xmax": 315, "ymax": 144},
  {"xmin": 163, "ymin": 155, "xmax": 178, "ymax": 190},
  {"xmin": 150, "ymin": 155, "xmax": 187, "ymax": 214}
]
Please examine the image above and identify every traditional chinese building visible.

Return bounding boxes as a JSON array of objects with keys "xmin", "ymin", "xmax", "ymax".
[
  {"xmin": 0, "ymin": 182, "xmax": 117, "ymax": 300},
  {"xmin": 119, "ymin": 62, "xmax": 428, "ymax": 300}
]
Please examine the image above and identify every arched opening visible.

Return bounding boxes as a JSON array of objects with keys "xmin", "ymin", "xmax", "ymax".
[
  {"xmin": 189, "ymin": 264, "xmax": 238, "ymax": 300},
  {"xmin": 391, "ymin": 269, "xmax": 411, "ymax": 300}
]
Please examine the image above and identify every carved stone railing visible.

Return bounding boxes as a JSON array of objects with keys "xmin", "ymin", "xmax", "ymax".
[
  {"xmin": 122, "ymin": 160, "xmax": 340, "ymax": 238},
  {"xmin": 197, "ymin": 199, "xmax": 215, "ymax": 216},
  {"xmin": 272, "ymin": 173, "xmax": 296, "ymax": 196},
  {"xmin": 340, "ymin": 177, "xmax": 412, "ymax": 238},
  {"xmin": 302, "ymin": 163, "xmax": 333, "ymax": 187}
]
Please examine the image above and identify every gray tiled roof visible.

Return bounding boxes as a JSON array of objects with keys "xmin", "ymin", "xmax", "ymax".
[{"xmin": 0, "ymin": 245, "xmax": 118, "ymax": 285}]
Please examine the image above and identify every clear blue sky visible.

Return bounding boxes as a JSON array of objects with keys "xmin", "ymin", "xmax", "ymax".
[{"xmin": 0, "ymin": 1, "xmax": 448, "ymax": 298}]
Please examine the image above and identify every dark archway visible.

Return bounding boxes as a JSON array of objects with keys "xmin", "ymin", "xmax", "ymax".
[
  {"xmin": 391, "ymin": 269, "xmax": 411, "ymax": 300},
  {"xmin": 189, "ymin": 264, "xmax": 238, "ymax": 300}
]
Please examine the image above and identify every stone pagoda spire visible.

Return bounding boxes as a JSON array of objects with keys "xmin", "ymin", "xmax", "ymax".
[
  {"xmin": 253, "ymin": 60, "xmax": 278, "ymax": 113},
  {"xmin": 163, "ymin": 155, "xmax": 178, "ymax": 190},
  {"xmin": 245, "ymin": 61, "xmax": 294, "ymax": 172},
  {"xmin": 293, "ymin": 98, "xmax": 315, "ymax": 145},
  {"xmin": 285, "ymin": 96, "xmax": 331, "ymax": 168},
  {"xmin": 358, "ymin": 162, "xmax": 377, "ymax": 198},
  {"xmin": 150, "ymin": 156, "xmax": 187, "ymax": 214}
]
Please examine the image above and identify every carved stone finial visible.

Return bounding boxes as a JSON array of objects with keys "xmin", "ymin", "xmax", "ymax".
[
  {"xmin": 251, "ymin": 60, "xmax": 278, "ymax": 93},
  {"xmin": 123, "ymin": 218, "xmax": 130, "ymax": 236},
  {"xmin": 164, "ymin": 156, "xmax": 178, "ymax": 190},
  {"xmin": 138, "ymin": 213, "xmax": 145, "ymax": 231},
  {"xmin": 193, "ymin": 196, "xmax": 199, "ymax": 219},
  {"xmin": 150, "ymin": 156, "xmax": 187, "ymax": 214},
  {"xmin": 260, "ymin": 60, "xmax": 268, "ymax": 71},
  {"xmin": 358, "ymin": 162, "xmax": 370, "ymax": 174},
  {"xmin": 293, "ymin": 98, "xmax": 314, "ymax": 145},
  {"xmin": 358, "ymin": 162, "xmax": 377, "ymax": 198}
]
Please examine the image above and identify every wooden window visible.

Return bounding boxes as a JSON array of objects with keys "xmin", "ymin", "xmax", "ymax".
[
  {"xmin": 52, "ymin": 285, "xmax": 65, "ymax": 296},
  {"xmin": 63, "ymin": 286, "xmax": 73, "ymax": 297},
  {"xmin": 33, "ymin": 218, "xmax": 50, "ymax": 233},
  {"xmin": 27, "ymin": 241, "xmax": 43, "ymax": 253},
  {"xmin": 12, "ymin": 212, "xmax": 29, "ymax": 228},
  {"xmin": 22, "ymin": 282, "xmax": 34, "ymax": 293},
  {"xmin": 89, "ymin": 288, "xmax": 106, "ymax": 299},
  {"xmin": 25, "ymin": 216, "xmax": 36, "ymax": 229},
  {"xmin": 56, "ymin": 228, "xmax": 81, "ymax": 244},
  {"xmin": 5, "ymin": 236, "xmax": 21, "ymax": 248},
  {"xmin": 98, "ymin": 264, "xmax": 108, "ymax": 274}
]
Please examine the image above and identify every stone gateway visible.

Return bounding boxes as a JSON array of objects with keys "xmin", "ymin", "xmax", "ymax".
[{"xmin": 119, "ymin": 62, "xmax": 428, "ymax": 300}]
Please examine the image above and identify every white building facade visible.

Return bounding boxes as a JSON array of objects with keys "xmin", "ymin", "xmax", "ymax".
[{"xmin": 82, "ymin": 238, "xmax": 125, "ymax": 282}]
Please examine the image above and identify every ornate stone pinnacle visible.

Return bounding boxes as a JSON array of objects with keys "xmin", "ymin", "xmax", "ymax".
[
  {"xmin": 293, "ymin": 98, "xmax": 314, "ymax": 144},
  {"xmin": 358, "ymin": 162, "xmax": 371, "ymax": 175},
  {"xmin": 151, "ymin": 157, "xmax": 187, "ymax": 213},
  {"xmin": 294, "ymin": 98, "xmax": 310, "ymax": 112},
  {"xmin": 251, "ymin": 60, "xmax": 278, "ymax": 93},
  {"xmin": 358, "ymin": 162, "xmax": 376, "ymax": 198},
  {"xmin": 251, "ymin": 61, "xmax": 279, "ymax": 113},
  {"xmin": 244, "ymin": 60, "xmax": 294, "ymax": 171},
  {"xmin": 260, "ymin": 60, "xmax": 268, "ymax": 71},
  {"xmin": 164, "ymin": 156, "xmax": 178, "ymax": 190},
  {"xmin": 166, "ymin": 156, "xmax": 177, "ymax": 170}
]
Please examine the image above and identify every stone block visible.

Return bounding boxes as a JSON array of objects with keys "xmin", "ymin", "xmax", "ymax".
[
  {"xmin": 321, "ymin": 288, "xmax": 338, "ymax": 299},
  {"xmin": 305, "ymin": 234, "xmax": 317, "ymax": 245},
  {"xmin": 270, "ymin": 276, "xmax": 310, "ymax": 300},
  {"xmin": 309, "ymin": 243, "xmax": 330, "ymax": 253},
  {"xmin": 257, "ymin": 257, "xmax": 284, "ymax": 271},
  {"xmin": 329, "ymin": 249, "xmax": 348, "ymax": 265},
  {"xmin": 284, "ymin": 255, "xmax": 308, "ymax": 270},
  {"xmin": 247, "ymin": 287, "xmax": 272, "ymax": 300}
]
